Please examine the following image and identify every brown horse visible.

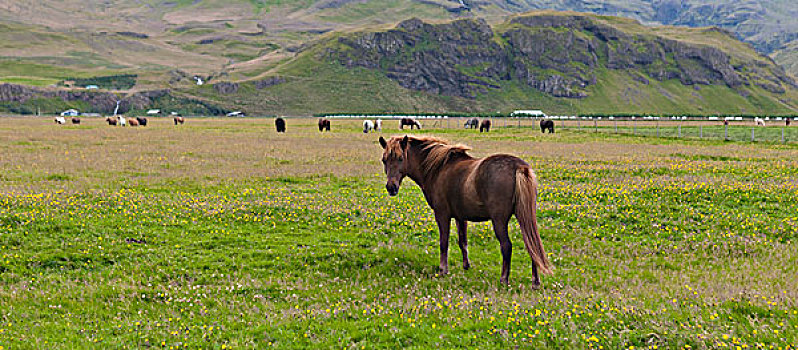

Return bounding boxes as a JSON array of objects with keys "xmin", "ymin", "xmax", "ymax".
[
  {"xmin": 71, "ymin": 117, "xmax": 81, "ymax": 125},
  {"xmin": 480, "ymin": 120, "xmax": 491, "ymax": 132},
  {"xmin": 400, "ymin": 118, "xmax": 422, "ymax": 130},
  {"xmin": 128, "ymin": 118, "xmax": 140, "ymax": 127},
  {"xmin": 379, "ymin": 135, "xmax": 551, "ymax": 287},
  {"xmin": 106, "ymin": 117, "xmax": 117, "ymax": 126},
  {"xmin": 540, "ymin": 120, "xmax": 554, "ymax": 133},
  {"xmin": 174, "ymin": 116, "xmax": 184, "ymax": 125},
  {"xmin": 318, "ymin": 118, "xmax": 331, "ymax": 132}
]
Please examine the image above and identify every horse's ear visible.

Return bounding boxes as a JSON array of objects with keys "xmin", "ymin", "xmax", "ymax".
[
  {"xmin": 379, "ymin": 136, "xmax": 387, "ymax": 149},
  {"xmin": 400, "ymin": 135, "xmax": 408, "ymax": 150}
]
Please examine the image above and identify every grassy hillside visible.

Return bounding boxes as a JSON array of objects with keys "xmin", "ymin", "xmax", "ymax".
[
  {"xmin": 179, "ymin": 13, "xmax": 798, "ymax": 116},
  {"xmin": 1, "ymin": 4, "xmax": 796, "ymax": 115},
  {"xmin": 1, "ymin": 0, "xmax": 796, "ymax": 77},
  {"xmin": 774, "ymin": 41, "xmax": 798, "ymax": 81}
]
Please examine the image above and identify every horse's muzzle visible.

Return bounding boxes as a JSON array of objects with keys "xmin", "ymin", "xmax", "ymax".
[{"xmin": 386, "ymin": 183, "xmax": 399, "ymax": 196}]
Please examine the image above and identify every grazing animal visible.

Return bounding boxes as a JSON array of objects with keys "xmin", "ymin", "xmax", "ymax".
[
  {"xmin": 379, "ymin": 135, "xmax": 551, "ymax": 287},
  {"xmin": 755, "ymin": 117, "xmax": 765, "ymax": 126},
  {"xmin": 363, "ymin": 120, "xmax": 375, "ymax": 133},
  {"xmin": 173, "ymin": 116, "xmax": 184, "ymax": 125},
  {"xmin": 787, "ymin": 119, "xmax": 792, "ymax": 126},
  {"xmin": 55, "ymin": 117, "xmax": 66, "ymax": 124},
  {"xmin": 464, "ymin": 118, "xmax": 479, "ymax": 129},
  {"xmin": 375, "ymin": 119, "xmax": 382, "ymax": 131},
  {"xmin": 400, "ymin": 118, "xmax": 422, "ymax": 130},
  {"xmin": 117, "ymin": 116, "xmax": 127, "ymax": 126},
  {"xmin": 128, "ymin": 118, "xmax": 139, "ymax": 127},
  {"xmin": 480, "ymin": 120, "xmax": 491, "ymax": 133},
  {"xmin": 540, "ymin": 119, "xmax": 555, "ymax": 134},
  {"xmin": 136, "ymin": 117, "xmax": 148, "ymax": 126},
  {"xmin": 106, "ymin": 117, "xmax": 117, "ymax": 126},
  {"xmin": 275, "ymin": 117, "xmax": 286, "ymax": 133},
  {"xmin": 318, "ymin": 118, "xmax": 331, "ymax": 132},
  {"xmin": 71, "ymin": 117, "xmax": 81, "ymax": 125}
]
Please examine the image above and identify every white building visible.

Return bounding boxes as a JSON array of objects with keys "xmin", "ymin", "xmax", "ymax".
[
  {"xmin": 60, "ymin": 109, "xmax": 80, "ymax": 117},
  {"xmin": 510, "ymin": 110, "xmax": 547, "ymax": 118}
]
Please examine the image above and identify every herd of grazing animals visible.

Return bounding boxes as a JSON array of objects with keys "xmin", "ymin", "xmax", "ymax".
[
  {"xmin": 53, "ymin": 115, "xmax": 188, "ymax": 127},
  {"xmin": 53, "ymin": 115, "xmax": 554, "ymax": 135}
]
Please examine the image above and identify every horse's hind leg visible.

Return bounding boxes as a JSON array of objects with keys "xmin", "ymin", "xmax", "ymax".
[
  {"xmin": 492, "ymin": 218, "xmax": 512, "ymax": 284},
  {"xmin": 455, "ymin": 219, "xmax": 470, "ymax": 270}
]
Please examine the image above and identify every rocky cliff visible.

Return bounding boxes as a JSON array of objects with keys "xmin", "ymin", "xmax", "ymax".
[
  {"xmin": 0, "ymin": 84, "xmax": 226, "ymax": 115},
  {"xmin": 329, "ymin": 14, "xmax": 796, "ymax": 99},
  {"xmin": 0, "ymin": 84, "xmax": 172, "ymax": 113}
]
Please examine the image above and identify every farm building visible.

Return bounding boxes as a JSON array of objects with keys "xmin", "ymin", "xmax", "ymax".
[
  {"xmin": 60, "ymin": 109, "xmax": 80, "ymax": 117},
  {"xmin": 511, "ymin": 110, "xmax": 547, "ymax": 118},
  {"xmin": 85, "ymin": 85, "xmax": 99, "ymax": 90},
  {"xmin": 147, "ymin": 109, "xmax": 161, "ymax": 115}
]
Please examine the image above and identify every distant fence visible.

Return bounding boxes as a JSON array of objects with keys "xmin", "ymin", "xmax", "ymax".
[
  {"xmin": 553, "ymin": 116, "xmax": 798, "ymax": 143},
  {"xmin": 319, "ymin": 113, "xmax": 798, "ymax": 143}
]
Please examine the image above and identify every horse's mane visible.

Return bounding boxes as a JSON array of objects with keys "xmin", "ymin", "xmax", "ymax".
[{"xmin": 406, "ymin": 136, "xmax": 472, "ymax": 178}]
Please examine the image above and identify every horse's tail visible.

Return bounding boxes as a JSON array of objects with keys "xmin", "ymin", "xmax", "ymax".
[{"xmin": 514, "ymin": 166, "xmax": 552, "ymax": 274}]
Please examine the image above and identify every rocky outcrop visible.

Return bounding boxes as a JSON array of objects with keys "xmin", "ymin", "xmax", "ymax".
[
  {"xmin": 335, "ymin": 18, "xmax": 507, "ymax": 98},
  {"xmin": 254, "ymin": 77, "xmax": 286, "ymax": 89},
  {"xmin": 0, "ymin": 83, "xmax": 167, "ymax": 114},
  {"xmin": 328, "ymin": 15, "xmax": 795, "ymax": 99},
  {"xmin": 213, "ymin": 82, "xmax": 239, "ymax": 94}
]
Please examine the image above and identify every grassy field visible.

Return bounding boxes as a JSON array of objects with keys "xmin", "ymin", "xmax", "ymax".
[{"xmin": 1, "ymin": 117, "xmax": 797, "ymax": 349}]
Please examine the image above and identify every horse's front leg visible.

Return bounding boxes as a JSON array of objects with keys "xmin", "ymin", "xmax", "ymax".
[
  {"xmin": 435, "ymin": 213, "xmax": 451, "ymax": 275},
  {"xmin": 455, "ymin": 219, "xmax": 470, "ymax": 270}
]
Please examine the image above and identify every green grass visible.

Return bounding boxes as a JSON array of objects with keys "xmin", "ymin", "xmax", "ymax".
[
  {"xmin": 0, "ymin": 76, "xmax": 60, "ymax": 86},
  {"xmin": 0, "ymin": 59, "xmax": 110, "ymax": 83},
  {"xmin": 0, "ymin": 117, "xmax": 796, "ymax": 348}
]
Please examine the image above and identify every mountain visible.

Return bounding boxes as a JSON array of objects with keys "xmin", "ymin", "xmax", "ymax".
[
  {"xmin": 0, "ymin": 2, "xmax": 797, "ymax": 115},
  {"xmin": 181, "ymin": 12, "xmax": 798, "ymax": 115},
  {"xmin": 1, "ymin": 0, "xmax": 796, "ymax": 78}
]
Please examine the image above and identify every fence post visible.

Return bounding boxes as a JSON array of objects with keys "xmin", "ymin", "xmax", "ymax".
[
  {"xmin": 700, "ymin": 125, "xmax": 703, "ymax": 139},
  {"xmin": 656, "ymin": 120, "xmax": 660, "ymax": 138},
  {"xmin": 678, "ymin": 125, "xmax": 681, "ymax": 138},
  {"xmin": 614, "ymin": 119, "xmax": 617, "ymax": 133},
  {"xmin": 577, "ymin": 118, "xmax": 581, "ymax": 129},
  {"xmin": 782, "ymin": 127, "xmax": 785, "ymax": 143},
  {"xmin": 725, "ymin": 124, "xmax": 728, "ymax": 140},
  {"xmin": 633, "ymin": 119, "xmax": 637, "ymax": 135},
  {"xmin": 751, "ymin": 127, "xmax": 755, "ymax": 142},
  {"xmin": 594, "ymin": 118, "xmax": 597, "ymax": 133}
]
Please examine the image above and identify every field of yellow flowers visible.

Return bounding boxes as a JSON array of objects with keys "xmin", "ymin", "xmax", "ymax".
[{"xmin": 1, "ymin": 117, "xmax": 796, "ymax": 349}]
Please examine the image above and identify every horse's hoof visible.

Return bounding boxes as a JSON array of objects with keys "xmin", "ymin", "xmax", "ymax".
[
  {"xmin": 439, "ymin": 268, "xmax": 449, "ymax": 275},
  {"xmin": 499, "ymin": 278, "xmax": 509, "ymax": 285},
  {"xmin": 463, "ymin": 261, "xmax": 471, "ymax": 270},
  {"xmin": 531, "ymin": 281, "xmax": 541, "ymax": 290}
]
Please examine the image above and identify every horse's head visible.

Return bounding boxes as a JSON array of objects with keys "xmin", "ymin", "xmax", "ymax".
[{"xmin": 379, "ymin": 135, "xmax": 410, "ymax": 196}]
